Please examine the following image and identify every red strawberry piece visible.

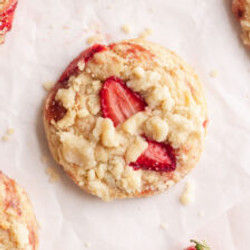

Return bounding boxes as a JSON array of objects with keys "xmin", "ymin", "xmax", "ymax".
[
  {"xmin": 100, "ymin": 76, "xmax": 146, "ymax": 127},
  {"xmin": 184, "ymin": 240, "xmax": 210, "ymax": 250},
  {"xmin": 0, "ymin": 0, "xmax": 18, "ymax": 44},
  {"xmin": 58, "ymin": 44, "xmax": 106, "ymax": 83},
  {"xmin": 130, "ymin": 139, "xmax": 176, "ymax": 172},
  {"xmin": 202, "ymin": 119, "xmax": 208, "ymax": 128}
]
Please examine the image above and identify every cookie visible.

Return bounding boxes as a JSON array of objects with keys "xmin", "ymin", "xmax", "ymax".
[
  {"xmin": 43, "ymin": 39, "xmax": 207, "ymax": 201},
  {"xmin": 0, "ymin": 0, "xmax": 18, "ymax": 44},
  {"xmin": 232, "ymin": 0, "xmax": 250, "ymax": 47},
  {"xmin": 0, "ymin": 171, "xmax": 38, "ymax": 250}
]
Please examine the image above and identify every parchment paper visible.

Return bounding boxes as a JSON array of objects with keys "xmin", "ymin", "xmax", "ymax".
[{"xmin": 0, "ymin": 0, "xmax": 250, "ymax": 249}]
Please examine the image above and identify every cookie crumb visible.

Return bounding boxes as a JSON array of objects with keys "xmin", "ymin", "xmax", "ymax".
[
  {"xmin": 84, "ymin": 242, "xmax": 92, "ymax": 248},
  {"xmin": 87, "ymin": 35, "xmax": 103, "ymax": 45},
  {"xmin": 180, "ymin": 180, "xmax": 195, "ymax": 206},
  {"xmin": 45, "ymin": 167, "xmax": 60, "ymax": 183},
  {"xmin": 2, "ymin": 135, "xmax": 9, "ymax": 142},
  {"xmin": 148, "ymin": 7, "xmax": 154, "ymax": 13},
  {"xmin": 63, "ymin": 25, "xmax": 69, "ymax": 30},
  {"xmin": 77, "ymin": 60, "xmax": 85, "ymax": 71},
  {"xmin": 132, "ymin": 66, "xmax": 145, "ymax": 78},
  {"xmin": 198, "ymin": 210, "xmax": 205, "ymax": 217},
  {"xmin": 7, "ymin": 128, "xmax": 14, "ymax": 135},
  {"xmin": 209, "ymin": 70, "xmax": 218, "ymax": 78},
  {"xmin": 43, "ymin": 81, "xmax": 55, "ymax": 91},
  {"xmin": 139, "ymin": 28, "xmax": 153, "ymax": 39},
  {"xmin": 160, "ymin": 223, "xmax": 168, "ymax": 230},
  {"xmin": 79, "ymin": 181, "xmax": 84, "ymax": 186},
  {"xmin": 121, "ymin": 24, "xmax": 132, "ymax": 34},
  {"xmin": 106, "ymin": 4, "xmax": 113, "ymax": 9}
]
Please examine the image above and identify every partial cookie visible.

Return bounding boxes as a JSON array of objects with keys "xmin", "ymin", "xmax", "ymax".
[
  {"xmin": 0, "ymin": 0, "xmax": 18, "ymax": 44},
  {"xmin": 43, "ymin": 39, "xmax": 207, "ymax": 201},
  {"xmin": 232, "ymin": 0, "xmax": 250, "ymax": 47},
  {"xmin": 0, "ymin": 171, "xmax": 38, "ymax": 250}
]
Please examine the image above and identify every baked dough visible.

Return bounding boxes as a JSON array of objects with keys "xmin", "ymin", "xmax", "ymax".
[
  {"xmin": 232, "ymin": 0, "xmax": 250, "ymax": 47},
  {"xmin": 43, "ymin": 39, "xmax": 207, "ymax": 201},
  {"xmin": 0, "ymin": 171, "xmax": 38, "ymax": 250}
]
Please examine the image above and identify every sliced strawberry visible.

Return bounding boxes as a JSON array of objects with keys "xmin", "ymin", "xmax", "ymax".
[
  {"xmin": 100, "ymin": 76, "xmax": 146, "ymax": 126},
  {"xmin": 130, "ymin": 139, "xmax": 176, "ymax": 172},
  {"xmin": 0, "ymin": 0, "xmax": 18, "ymax": 44},
  {"xmin": 58, "ymin": 44, "xmax": 106, "ymax": 83}
]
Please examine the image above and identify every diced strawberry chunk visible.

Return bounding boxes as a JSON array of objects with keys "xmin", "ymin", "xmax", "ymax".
[
  {"xmin": 130, "ymin": 139, "xmax": 176, "ymax": 172},
  {"xmin": 0, "ymin": 0, "xmax": 18, "ymax": 44},
  {"xmin": 100, "ymin": 76, "xmax": 146, "ymax": 126},
  {"xmin": 58, "ymin": 44, "xmax": 106, "ymax": 83}
]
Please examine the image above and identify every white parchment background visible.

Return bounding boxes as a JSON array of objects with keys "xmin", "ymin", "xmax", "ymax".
[{"xmin": 0, "ymin": 0, "xmax": 250, "ymax": 249}]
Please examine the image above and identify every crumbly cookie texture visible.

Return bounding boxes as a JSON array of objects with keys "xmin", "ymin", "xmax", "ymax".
[
  {"xmin": 43, "ymin": 39, "xmax": 207, "ymax": 201},
  {"xmin": 232, "ymin": 0, "xmax": 250, "ymax": 47},
  {"xmin": 0, "ymin": 171, "xmax": 39, "ymax": 250}
]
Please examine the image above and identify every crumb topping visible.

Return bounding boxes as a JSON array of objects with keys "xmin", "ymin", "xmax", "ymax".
[{"xmin": 0, "ymin": 172, "xmax": 38, "ymax": 249}]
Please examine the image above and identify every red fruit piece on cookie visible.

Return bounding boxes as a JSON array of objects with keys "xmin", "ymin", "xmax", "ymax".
[
  {"xmin": 100, "ymin": 76, "xmax": 146, "ymax": 127},
  {"xmin": 0, "ymin": 0, "xmax": 18, "ymax": 44},
  {"xmin": 58, "ymin": 44, "xmax": 106, "ymax": 83},
  {"xmin": 130, "ymin": 139, "xmax": 176, "ymax": 172}
]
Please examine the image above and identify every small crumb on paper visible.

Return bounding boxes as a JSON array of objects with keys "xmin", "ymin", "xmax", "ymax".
[
  {"xmin": 7, "ymin": 128, "xmax": 14, "ymax": 135},
  {"xmin": 139, "ymin": 28, "xmax": 153, "ymax": 39},
  {"xmin": 46, "ymin": 167, "xmax": 60, "ymax": 183},
  {"xmin": 198, "ymin": 210, "xmax": 205, "ymax": 217},
  {"xmin": 43, "ymin": 81, "xmax": 54, "ymax": 91},
  {"xmin": 209, "ymin": 70, "xmax": 218, "ymax": 78},
  {"xmin": 148, "ymin": 7, "xmax": 154, "ymax": 13},
  {"xmin": 106, "ymin": 4, "xmax": 113, "ymax": 9},
  {"xmin": 121, "ymin": 24, "xmax": 132, "ymax": 34},
  {"xmin": 87, "ymin": 35, "xmax": 103, "ymax": 45},
  {"xmin": 180, "ymin": 180, "xmax": 195, "ymax": 206},
  {"xmin": 160, "ymin": 223, "xmax": 168, "ymax": 230},
  {"xmin": 63, "ymin": 25, "xmax": 70, "ymax": 30},
  {"xmin": 2, "ymin": 128, "xmax": 15, "ymax": 141},
  {"xmin": 2, "ymin": 135, "xmax": 9, "ymax": 142},
  {"xmin": 84, "ymin": 242, "xmax": 92, "ymax": 248}
]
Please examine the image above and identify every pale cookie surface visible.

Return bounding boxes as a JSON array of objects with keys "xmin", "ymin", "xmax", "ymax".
[
  {"xmin": 232, "ymin": 0, "xmax": 250, "ymax": 47},
  {"xmin": 43, "ymin": 39, "xmax": 207, "ymax": 201},
  {"xmin": 0, "ymin": 171, "xmax": 38, "ymax": 250}
]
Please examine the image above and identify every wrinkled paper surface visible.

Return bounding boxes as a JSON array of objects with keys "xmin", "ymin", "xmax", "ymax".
[{"xmin": 0, "ymin": 0, "xmax": 250, "ymax": 249}]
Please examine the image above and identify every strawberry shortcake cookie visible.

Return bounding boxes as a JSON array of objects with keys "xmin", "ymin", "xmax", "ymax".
[
  {"xmin": 232, "ymin": 0, "xmax": 250, "ymax": 47},
  {"xmin": 0, "ymin": 0, "xmax": 18, "ymax": 44},
  {"xmin": 0, "ymin": 171, "xmax": 38, "ymax": 249},
  {"xmin": 43, "ymin": 39, "xmax": 207, "ymax": 201}
]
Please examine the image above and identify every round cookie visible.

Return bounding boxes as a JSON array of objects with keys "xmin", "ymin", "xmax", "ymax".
[
  {"xmin": 0, "ymin": 171, "xmax": 38, "ymax": 249},
  {"xmin": 43, "ymin": 39, "xmax": 207, "ymax": 201},
  {"xmin": 232, "ymin": 0, "xmax": 250, "ymax": 47}
]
